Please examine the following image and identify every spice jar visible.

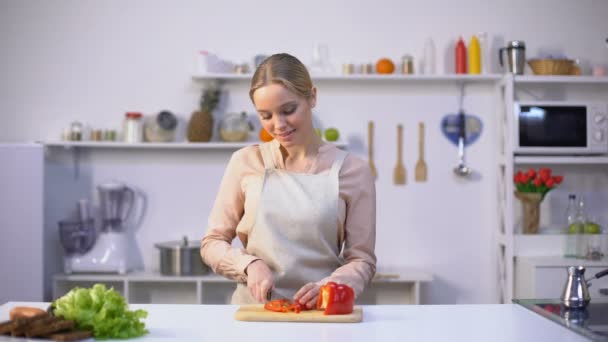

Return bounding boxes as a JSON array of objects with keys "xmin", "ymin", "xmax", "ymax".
[
  {"xmin": 123, "ymin": 112, "xmax": 143, "ymax": 143},
  {"xmin": 70, "ymin": 121, "xmax": 83, "ymax": 141},
  {"xmin": 401, "ymin": 55, "xmax": 414, "ymax": 74}
]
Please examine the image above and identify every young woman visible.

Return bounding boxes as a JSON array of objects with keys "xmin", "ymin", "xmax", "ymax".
[{"xmin": 201, "ymin": 53, "xmax": 376, "ymax": 308}]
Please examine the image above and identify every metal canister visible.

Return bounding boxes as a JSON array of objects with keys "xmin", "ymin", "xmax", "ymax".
[{"xmin": 401, "ymin": 55, "xmax": 414, "ymax": 74}]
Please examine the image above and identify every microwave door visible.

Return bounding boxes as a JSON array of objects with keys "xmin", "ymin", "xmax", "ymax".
[{"xmin": 516, "ymin": 105, "xmax": 589, "ymax": 154}]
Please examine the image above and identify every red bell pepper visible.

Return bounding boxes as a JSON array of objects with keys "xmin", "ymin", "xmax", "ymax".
[{"xmin": 316, "ymin": 282, "xmax": 354, "ymax": 315}]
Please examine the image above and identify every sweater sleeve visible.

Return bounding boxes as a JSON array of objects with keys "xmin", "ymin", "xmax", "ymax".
[
  {"xmin": 200, "ymin": 149, "xmax": 260, "ymax": 284},
  {"xmin": 317, "ymin": 154, "xmax": 377, "ymax": 297}
]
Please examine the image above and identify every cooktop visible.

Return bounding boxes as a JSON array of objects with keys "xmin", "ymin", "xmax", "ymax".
[{"xmin": 514, "ymin": 298, "xmax": 608, "ymax": 341}]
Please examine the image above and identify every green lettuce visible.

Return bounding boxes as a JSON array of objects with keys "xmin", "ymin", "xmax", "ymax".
[{"xmin": 52, "ymin": 284, "xmax": 148, "ymax": 339}]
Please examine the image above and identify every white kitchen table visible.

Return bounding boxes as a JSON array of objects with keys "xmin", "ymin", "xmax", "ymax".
[{"xmin": 0, "ymin": 302, "xmax": 590, "ymax": 342}]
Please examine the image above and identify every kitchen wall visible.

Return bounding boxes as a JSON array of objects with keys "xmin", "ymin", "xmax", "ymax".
[{"xmin": 1, "ymin": 0, "xmax": 607, "ymax": 304}]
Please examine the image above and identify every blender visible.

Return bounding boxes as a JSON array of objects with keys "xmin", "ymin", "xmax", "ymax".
[{"xmin": 63, "ymin": 181, "xmax": 140, "ymax": 274}]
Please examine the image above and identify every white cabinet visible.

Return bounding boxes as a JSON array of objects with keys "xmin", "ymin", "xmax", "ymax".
[
  {"xmin": 496, "ymin": 75, "xmax": 608, "ymax": 303},
  {"xmin": 515, "ymin": 256, "xmax": 608, "ymax": 299},
  {"xmin": 0, "ymin": 144, "xmax": 46, "ymax": 302}
]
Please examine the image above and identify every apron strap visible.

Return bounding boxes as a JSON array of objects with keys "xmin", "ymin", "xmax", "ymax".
[
  {"xmin": 259, "ymin": 142, "xmax": 275, "ymax": 170},
  {"xmin": 329, "ymin": 149, "xmax": 348, "ymax": 178}
]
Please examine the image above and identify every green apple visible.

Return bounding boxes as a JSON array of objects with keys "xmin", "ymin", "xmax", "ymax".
[
  {"xmin": 324, "ymin": 128, "xmax": 340, "ymax": 142},
  {"xmin": 568, "ymin": 223, "xmax": 582, "ymax": 234},
  {"xmin": 583, "ymin": 222, "xmax": 601, "ymax": 234}
]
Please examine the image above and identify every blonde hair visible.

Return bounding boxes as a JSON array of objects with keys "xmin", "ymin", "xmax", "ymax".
[{"xmin": 249, "ymin": 53, "xmax": 313, "ymax": 103}]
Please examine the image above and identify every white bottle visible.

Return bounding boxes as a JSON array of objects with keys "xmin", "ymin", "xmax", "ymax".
[
  {"xmin": 477, "ymin": 32, "xmax": 490, "ymax": 74},
  {"xmin": 422, "ymin": 38, "xmax": 436, "ymax": 75}
]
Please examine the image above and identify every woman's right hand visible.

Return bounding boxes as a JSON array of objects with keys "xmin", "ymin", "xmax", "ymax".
[{"xmin": 246, "ymin": 259, "xmax": 274, "ymax": 303}]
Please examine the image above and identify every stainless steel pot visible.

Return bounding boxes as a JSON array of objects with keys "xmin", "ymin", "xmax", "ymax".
[{"xmin": 155, "ymin": 236, "xmax": 210, "ymax": 276}]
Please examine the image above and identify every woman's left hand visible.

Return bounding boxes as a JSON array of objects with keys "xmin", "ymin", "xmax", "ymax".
[{"xmin": 293, "ymin": 282, "xmax": 320, "ymax": 309}]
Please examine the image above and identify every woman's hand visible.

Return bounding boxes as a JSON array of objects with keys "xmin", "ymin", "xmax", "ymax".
[
  {"xmin": 246, "ymin": 260, "xmax": 274, "ymax": 303},
  {"xmin": 294, "ymin": 282, "xmax": 320, "ymax": 309}
]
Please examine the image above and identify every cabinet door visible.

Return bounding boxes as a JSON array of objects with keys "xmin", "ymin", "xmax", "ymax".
[
  {"xmin": 0, "ymin": 144, "xmax": 44, "ymax": 302},
  {"xmin": 536, "ymin": 266, "xmax": 608, "ymax": 299}
]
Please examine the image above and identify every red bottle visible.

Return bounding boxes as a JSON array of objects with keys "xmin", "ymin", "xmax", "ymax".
[{"xmin": 455, "ymin": 37, "xmax": 467, "ymax": 74}]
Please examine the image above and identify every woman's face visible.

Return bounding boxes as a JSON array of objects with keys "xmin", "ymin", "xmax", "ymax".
[{"xmin": 253, "ymin": 83, "xmax": 316, "ymax": 147}]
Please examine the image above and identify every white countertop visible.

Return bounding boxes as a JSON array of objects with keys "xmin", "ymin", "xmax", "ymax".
[{"xmin": 0, "ymin": 302, "xmax": 588, "ymax": 342}]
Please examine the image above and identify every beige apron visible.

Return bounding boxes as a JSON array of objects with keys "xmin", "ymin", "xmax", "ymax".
[{"xmin": 231, "ymin": 142, "xmax": 347, "ymax": 304}]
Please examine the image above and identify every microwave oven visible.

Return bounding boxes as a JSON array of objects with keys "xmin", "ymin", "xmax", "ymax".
[{"xmin": 513, "ymin": 102, "xmax": 608, "ymax": 155}]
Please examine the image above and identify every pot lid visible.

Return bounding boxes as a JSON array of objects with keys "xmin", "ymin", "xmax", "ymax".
[{"xmin": 155, "ymin": 236, "xmax": 201, "ymax": 250}]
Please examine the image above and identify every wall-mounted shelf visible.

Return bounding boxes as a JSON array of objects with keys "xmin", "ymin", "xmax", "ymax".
[
  {"xmin": 514, "ymin": 155, "xmax": 608, "ymax": 165},
  {"xmin": 192, "ymin": 73, "xmax": 503, "ymax": 83},
  {"xmin": 514, "ymin": 75, "xmax": 608, "ymax": 84},
  {"xmin": 194, "ymin": 73, "xmax": 608, "ymax": 85},
  {"xmin": 42, "ymin": 141, "xmax": 348, "ymax": 150}
]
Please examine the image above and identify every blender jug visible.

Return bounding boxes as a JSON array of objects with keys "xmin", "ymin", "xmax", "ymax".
[
  {"xmin": 97, "ymin": 181, "xmax": 135, "ymax": 232},
  {"xmin": 499, "ymin": 40, "xmax": 526, "ymax": 75}
]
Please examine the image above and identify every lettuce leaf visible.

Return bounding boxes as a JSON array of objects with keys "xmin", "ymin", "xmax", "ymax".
[{"xmin": 52, "ymin": 284, "xmax": 148, "ymax": 339}]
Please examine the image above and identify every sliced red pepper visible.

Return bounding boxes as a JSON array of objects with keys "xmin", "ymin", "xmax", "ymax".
[
  {"xmin": 264, "ymin": 299, "xmax": 308, "ymax": 313},
  {"xmin": 316, "ymin": 282, "xmax": 354, "ymax": 315},
  {"xmin": 264, "ymin": 299, "xmax": 290, "ymax": 312}
]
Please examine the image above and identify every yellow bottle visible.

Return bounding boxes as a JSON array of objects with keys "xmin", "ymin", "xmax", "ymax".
[{"xmin": 468, "ymin": 35, "xmax": 481, "ymax": 74}]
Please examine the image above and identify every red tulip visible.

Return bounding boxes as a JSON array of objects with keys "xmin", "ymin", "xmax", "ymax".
[
  {"xmin": 534, "ymin": 177, "xmax": 542, "ymax": 187},
  {"xmin": 526, "ymin": 168, "xmax": 536, "ymax": 178},
  {"xmin": 553, "ymin": 175, "xmax": 563, "ymax": 184},
  {"xmin": 545, "ymin": 178, "xmax": 555, "ymax": 188},
  {"xmin": 539, "ymin": 168, "xmax": 552, "ymax": 182}
]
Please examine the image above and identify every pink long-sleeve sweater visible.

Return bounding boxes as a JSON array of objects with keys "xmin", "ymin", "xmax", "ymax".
[{"xmin": 200, "ymin": 140, "xmax": 376, "ymax": 296}]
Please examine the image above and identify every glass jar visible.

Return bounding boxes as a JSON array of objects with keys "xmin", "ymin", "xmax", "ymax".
[
  {"xmin": 70, "ymin": 121, "xmax": 83, "ymax": 141},
  {"xmin": 219, "ymin": 112, "xmax": 252, "ymax": 142},
  {"xmin": 144, "ymin": 110, "xmax": 177, "ymax": 142},
  {"xmin": 123, "ymin": 112, "xmax": 143, "ymax": 143}
]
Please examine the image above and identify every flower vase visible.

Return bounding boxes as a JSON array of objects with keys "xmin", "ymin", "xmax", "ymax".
[{"xmin": 514, "ymin": 192, "xmax": 543, "ymax": 234}]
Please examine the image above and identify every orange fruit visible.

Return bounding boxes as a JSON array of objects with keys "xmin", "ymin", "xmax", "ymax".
[
  {"xmin": 376, "ymin": 58, "xmax": 395, "ymax": 74},
  {"xmin": 259, "ymin": 128, "xmax": 274, "ymax": 142}
]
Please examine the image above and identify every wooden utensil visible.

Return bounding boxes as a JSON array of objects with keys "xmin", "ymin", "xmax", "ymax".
[
  {"xmin": 393, "ymin": 124, "xmax": 406, "ymax": 185},
  {"xmin": 235, "ymin": 305, "xmax": 363, "ymax": 323},
  {"xmin": 415, "ymin": 122, "xmax": 428, "ymax": 182},
  {"xmin": 368, "ymin": 121, "xmax": 377, "ymax": 179}
]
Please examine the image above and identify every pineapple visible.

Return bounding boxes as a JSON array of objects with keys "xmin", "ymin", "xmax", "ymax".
[{"xmin": 187, "ymin": 86, "xmax": 221, "ymax": 142}]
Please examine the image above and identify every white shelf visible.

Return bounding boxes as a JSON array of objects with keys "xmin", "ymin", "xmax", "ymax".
[
  {"xmin": 53, "ymin": 270, "xmax": 432, "ymax": 283},
  {"xmin": 42, "ymin": 141, "xmax": 348, "ymax": 150},
  {"xmin": 53, "ymin": 270, "xmax": 432, "ymax": 305},
  {"xmin": 53, "ymin": 271, "xmax": 232, "ymax": 283},
  {"xmin": 514, "ymin": 155, "xmax": 608, "ymax": 165},
  {"xmin": 192, "ymin": 73, "xmax": 503, "ymax": 83},
  {"xmin": 515, "ymin": 255, "xmax": 608, "ymax": 267},
  {"xmin": 514, "ymin": 75, "xmax": 608, "ymax": 84}
]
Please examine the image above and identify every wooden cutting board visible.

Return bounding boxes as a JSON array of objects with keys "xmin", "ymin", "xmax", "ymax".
[{"xmin": 234, "ymin": 304, "xmax": 362, "ymax": 323}]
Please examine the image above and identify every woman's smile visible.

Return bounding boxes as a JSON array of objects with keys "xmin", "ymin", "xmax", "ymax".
[{"xmin": 276, "ymin": 129, "xmax": 296, "ymax": 141}]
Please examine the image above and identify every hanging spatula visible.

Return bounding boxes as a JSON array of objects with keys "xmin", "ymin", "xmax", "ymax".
[
  {"xmin": 393, "ymin": 124, "xmax": 406, "ymax": 185},
  {"xmin": 415, "ymin": 122, "xmax": 428, "ymax": 182},
  {"xmin": 368, "ymin": 121, "xmax": 377, "ymax": 179}
]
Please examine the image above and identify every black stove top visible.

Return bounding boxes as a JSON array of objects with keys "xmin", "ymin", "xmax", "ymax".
[{"xmin": 514, "ymin": 299, "xmax": 608, "ymax": 341}]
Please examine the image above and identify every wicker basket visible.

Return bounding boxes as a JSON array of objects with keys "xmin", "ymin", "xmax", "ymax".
[{"xmin": 527, "ymin": 59, "xmax": 574, "ymax": 75}]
